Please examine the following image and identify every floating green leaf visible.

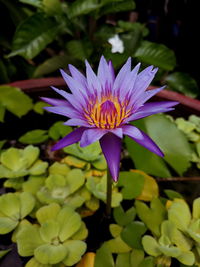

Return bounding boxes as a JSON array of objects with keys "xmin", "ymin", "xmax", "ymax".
[
  {"xmin": 113, "ymin": 205, "xmax": 136, "ymax": 226},
  {"xmin": 117, "ymin": 171, "xmax": 145, "ymax": 200},
  {"xmin": 126, "ymin": 115, "xmax": 192, "ymax": 177},
  {"xmin": 94, "ymin": 243, "xmax": 115, "ymax": 267},
  {"xmin": 121, "ymin": 221, "xmax": 147, "ymax": 249},
  {"xmin": 19, "ymin": 129, "xmax": 49, "ymax": 144},
  {"xmin": 49, "ymin": 121, "xmax": 72, "ymax": 141},
  {"xmin": 135, "ymin": 198, "xmax": 166, "ymax": 236}
]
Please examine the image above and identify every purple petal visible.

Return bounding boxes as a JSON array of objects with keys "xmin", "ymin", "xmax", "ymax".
[
  {"xmin": 52, "ymin": 127, "xmax": 86, "ymax": 151},
  {"xmin": 51, "ymin": 86, "xmax": 83, "ymax": 111},
  {"xmin": 100, "ymin": 133, "xmax": 122, "ymax": 182},
  {"xmin": 44, "ymin": 106, "xmax": 81, "ymax": 118},
  {"xmin": 113, "ymin": 57, "xmax": 131, "ymax": 92},
  {"xmin": 131, "ymin": 86, "xmax": 165, "ymax": 110},
  {"xmin": 68, "ymin": 64, "xmax": 87, "ymax": 87},
  {"xmin": 127, "ymin": 101, "xmax": 179, "ymax": 121},
  {"xmin": 80, "ymin": 128, "xmax": 108, "ymax": 147},
  {"xmin": 97, "ymin": 56, "xmax": 114, "ymax": 89},
  {"xmin": 110, "ymin": 128, "xmax": 123, "ymax": 138},
  {"xmin": 122, "ymin": 124, "xmax": 164, "ymax": 157},
  {"xmin": 132, "ymin": 66, "xmax": 158, "ymax": 99},
  {"xmin": 64, "ymin": 118, "xmax": 92, "ymax": 127},
  {"xmin": 85, "ymin": 60, "xmax": 102, "ymax": 98},
  {"xmin": 60, "ymin": 69, "xmax": 87, "ymax": 97},
  {"xmin": 119, "ymin": 62, "xmax": 141, "ymax": 100},
  {"xmin": 108, "ymin": 60, "xmax": 115, "ymax": 84},
  {"xmin": 40, "ymin": 97, "xmax": 70, "ymax": 107}
]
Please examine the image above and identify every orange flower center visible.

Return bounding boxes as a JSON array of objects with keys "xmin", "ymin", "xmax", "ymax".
[{"xmin": 84, "ymin": 95, "xmax": 131, "ymax": 129}]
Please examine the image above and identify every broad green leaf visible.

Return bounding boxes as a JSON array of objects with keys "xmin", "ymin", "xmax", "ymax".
[
  {"xmin": 29, "ymin": 160, "xmax": 48, "ymax": 175},
  {"xmin": 64, "ymin": 141, "xmax": 101, "ymax": 162},
  {"xmin": 106, "ymin": 236, "xmax": 132, "ymax": 253},
  {"xmin": 193, "ymin": 197, "xmax": 200, "ymax": 219},
  {"xmin": 57, "ymin": 206, "xmax": 82, "ymax": 242},
  {"xmin": 176, "ymin": 251, "xmax": 195, "ymax": 266},
  {"xmin": 121, "ymin": 221, "xmax": 147, "ymax": 249},
  {"xmin": 94, "ymin": 243, "xmax": 114, "ymax": 267},
  {"xmin": 68, "ymin": 0, "xmax": 101, "ymax": 18},
  {"xmin": 113, "ymin": 205, "xmax": 136, "ymax": 226},
  {"xmin": 168, "ymin": 199, "xmax": 191, "ymax": 231},
  {"xmin": 125, "ymin": 136, "xmax": 171, "ymax": 178},
  {"xmin": 0, "ymin": 140, "xmax": 6, "ymax": 150},
  {"xmin": 19, "ymin": 0, "xmax": 42, "ymax": 8},
  {"xmin": 142, "ymin": 235, "xmax": 161, "ymax": 257},
  {"xmin": 0, "ymin": 217, "xmax": 18, "ymax": 234},
  {"xmin": 66, "ymin": 40, "xmax": 93, "ymax": 61},
  {"xmin": 67, "ymin": 169, "xmax": 85, "ymax": 194},
  {"xmin": 22, "ymin": 176, "xmax": 45, "ymax": 195},
  {"xmin": 133, "ymin": 170, "xmax": 159, "ymax": 201},
  {"xmin": 23, "ymin": 145, "xmax": 40, "ymax": 168},
  {"xmin": 49, "ymin": 162, "xmax": 70, "ymax": 176},
  {"xmin": 8, "ymin": 13, "xmax": 61, "ymax": 59},
  {"xmin": 33, "ymin": 55, "xmax": 73, "ymax": 78},
  {"xmin": 135, "ymin": 198, "xmax": 166, "ymax": 236},
  {"xmin": 62, "ymin": 240, "xmax": 86, "ymax": 266},
  {"xmin": 71, "ymin": 222, "xmax": 88, "ymax": 241},
  {"xmin": 0, "ymin": 86, "xmax": 33, "ymax": 117},
  {"xmin": 166, "ymin": 72, "xmax": 199, "ymax": 98},
  {"xmin": 19, "ymin": 129, "xmax": 49, "ymax": 144},
  {"xmin": 92, "ymin": 155, "xmax": 107, "ymax": 170},
  {"xmin": 130, "ymin": 249, "xmax": 145, "ymax": 267},
  {"xmin": 138, "ymin": 256, "xmax": 155, "ymax": 267},
  {"xmin": 19, "ymin": 192, "xmax": 35, "ymax": 218},
  {"xmin": 4, "ymin": 178, "xmax": 24, "ymax": 190},
  {"xmin": 109, "ymin": 224, "xmax": 123, "ymax": 238},
  {"xmin": 49, "ymin": 121, "xmax": 72, "ymax": 141},
  {"xmin": 25, "ymin": 257, "xmax": 51, "ymax": 267},
  {"xmin": 34, "ymin": 244, "xmax": 67, "ymax": 264},
  {"xmin": 0, "ymin": 193, "xmax": 20, "ymax": 219},
  {"xmin": 1, "ymin": 147, "xmax": 26, "ymax": 171},
  {"xmin": 134, "ymin": 41, "xmax": 176, "ymax": 71},
  {"xmin": 117, "ymin": 171, "xmax": 145, "ymax": 200},
  {"xmin": 128, "ymin": 115, "xmax": 192, "ymax": 177},
  {"xmin": 118, "ymin": 21, "xmax": 148, "ymax": 36},
  {"xmin": 33, "ymin": 101, "xmax": 50, "ymax": 114},
  {"xmin": 116, "ymin": 253, "xmax": 131, "ymax": 267},
  {"xmin": 36, "ymin": 203, "xmax": 61, "ymax": 224},
  {"xmin": 16, "ymin": 224, "xmax": 44, "ymax": 256},
  {"xmin": 39, "ymin": 221, "xmax": 60, "ymax": 243},
  {"xmin": 99, "ymin": 0, "xmax": 136, "ymax": 16},
  {"xmin": 164, "ymin": 189, "xmax": 183, "ymax": 200},
  {"xmin": 159, "ymin": 245, "xmax": 181, "ymax": 257},
  {"xmin": 43, "ymin": 0, "xmax": 62, "ymax": 15}
]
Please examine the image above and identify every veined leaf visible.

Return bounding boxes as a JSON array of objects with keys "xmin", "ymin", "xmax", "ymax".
[
  {"xmin": 66, "ymin": 40, "xmax": 93, "ymax": 62},
  {"xmin": 67, "ymin": 0, "xmax": 101, "ymax": 18},
  {"xmin": 134, "ymin": 41, "xmax": 176, "ymax": 71},
  {"xmin": 33, "ymin": 55, "xmax": 73, "ymax": 78},
  {"xmin": 19, "ymin": 0, "xmax": 42, "ymax": 8},
  {"xmin": 7, "ymin": 13, "xmax": 61, "ymax": 59},
  {"xmin": 165, "ymin": 72, "xmax": 199, "ymax": 98}
]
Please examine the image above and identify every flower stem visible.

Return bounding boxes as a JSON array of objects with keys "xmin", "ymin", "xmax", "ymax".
[{"xmin": 106, "ymin": 167, "xmax": 112, "ymax": 218}]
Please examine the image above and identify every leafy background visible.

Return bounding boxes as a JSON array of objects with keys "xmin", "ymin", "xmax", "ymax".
[{"xmin": 0, "ymin": 0, "xmax": 199, "ymax": 98}]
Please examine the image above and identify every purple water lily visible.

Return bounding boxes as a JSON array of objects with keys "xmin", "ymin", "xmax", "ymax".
[{"xmin": 42, "ymin": 56, "xmax": 178, "ymax": 182}]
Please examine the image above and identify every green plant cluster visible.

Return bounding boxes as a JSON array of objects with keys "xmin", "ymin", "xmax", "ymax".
[
  {"xmin": 173, "ymin": 115, "xmax": 200, "ymax": 169},
  {"xmin": 94, "ymin": 195, "xmax": 200, "ymax": 267}
]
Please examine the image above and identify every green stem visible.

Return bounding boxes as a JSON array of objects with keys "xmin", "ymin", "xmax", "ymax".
[{"xmin": 106, "ymin": 167, "xmax": 112, "ymax": 218}]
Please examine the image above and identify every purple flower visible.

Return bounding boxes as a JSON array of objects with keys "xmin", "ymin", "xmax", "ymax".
[{"xmin": 42, "ymin": 56, "xmax": 178, "ymax": 182}]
